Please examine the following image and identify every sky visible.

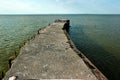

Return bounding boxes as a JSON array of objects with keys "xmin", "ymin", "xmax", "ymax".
[{"xmin": 0, "ymin": 0, "xmax": 120, "ymax": 14}]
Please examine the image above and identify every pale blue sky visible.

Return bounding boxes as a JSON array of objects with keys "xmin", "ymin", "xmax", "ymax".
[{"xmin": 0, "ymin": 0, "xmax": 120, "ymax": 14}]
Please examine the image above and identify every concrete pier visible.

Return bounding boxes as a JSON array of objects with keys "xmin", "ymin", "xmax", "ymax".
[{"xmin": 4, "ymin": 20, "xmax": 106, "ymax": 80}]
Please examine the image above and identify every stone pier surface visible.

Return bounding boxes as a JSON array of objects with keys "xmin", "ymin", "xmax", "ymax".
[{"xmin": 4, "ymin": 20, "xmax": 98, "ymax": 80}]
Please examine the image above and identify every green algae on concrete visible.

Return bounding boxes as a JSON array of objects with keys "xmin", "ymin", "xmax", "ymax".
[{"xmin": 4, "ymin": 20, "xmax": 98, "ymax": 80}]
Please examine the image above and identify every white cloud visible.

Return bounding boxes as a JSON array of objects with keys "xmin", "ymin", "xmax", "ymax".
[
  {"xmin": 0, "ymin": 0, "xmax": 39, "ymax": 14},
  {"xmin": 0, "ymin": 0, "xmax": 119, "ymax": 14},
  {"xmin": 0, "ymin": 0, "xmax": 71, "ymax": 14}
]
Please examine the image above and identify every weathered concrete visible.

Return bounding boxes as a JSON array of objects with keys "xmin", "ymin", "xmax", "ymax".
[{"xmin": 4, "ymin": 20, "xmax": 98, "ymax": 80}]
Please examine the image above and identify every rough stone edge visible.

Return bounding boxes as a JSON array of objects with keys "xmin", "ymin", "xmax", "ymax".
[
  {"xmin": 62, "ymin": 20, "xmax": 108, "ymax": 80},
  {"xmin": 2, "ymin": 25, "xmax": 49, "ymax": 80}
]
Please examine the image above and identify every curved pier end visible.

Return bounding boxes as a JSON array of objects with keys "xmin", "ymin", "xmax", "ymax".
[{"xmin": 4, "ymin": 19, "xmax": 106, "ymax": 80}]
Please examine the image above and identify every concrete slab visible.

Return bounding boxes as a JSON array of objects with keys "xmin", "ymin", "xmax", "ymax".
[{"xmin": 4, "ymin": 20, "xmax": 98, "ymax": 80}]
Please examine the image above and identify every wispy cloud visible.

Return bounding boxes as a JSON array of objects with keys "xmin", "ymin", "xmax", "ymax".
[
  {"xmin": 0, "ymin": 0, "xmax": 120, "ymax": 14},
  {"xmin": 0, "ymin": 0, "xmax": 38, "ymax": 14}
]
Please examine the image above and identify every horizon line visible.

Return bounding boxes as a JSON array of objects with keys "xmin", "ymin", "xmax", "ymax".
[{"xmin": 0, "ymin": 13, "xmax": 120, "ymax": 15}]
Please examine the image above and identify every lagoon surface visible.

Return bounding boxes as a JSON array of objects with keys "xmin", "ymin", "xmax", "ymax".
[{"xmin": 0, "ymin": 15, "xmax": 120, "ymax": 80}]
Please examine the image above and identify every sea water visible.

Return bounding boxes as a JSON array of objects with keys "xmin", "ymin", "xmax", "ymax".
[
  {"xmin": 0, "ymin": 15, "xmax": 54, "ymax": 77},
  {"xmin": 69, "ymin": 14, "xmax": 120, "ymax": 80},
  {"xmin": 0, "ymin": 14, "xmax": 120, "ymax": 80}
]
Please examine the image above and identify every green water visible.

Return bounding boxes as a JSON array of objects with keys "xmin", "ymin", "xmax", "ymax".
[
  {"xmin": 0, "ymin": 15, "xmax": 53, "ymax": 78},
  {"xmin": 0, "ymin": 15, "xmax": 120, "ymax": 80}
]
